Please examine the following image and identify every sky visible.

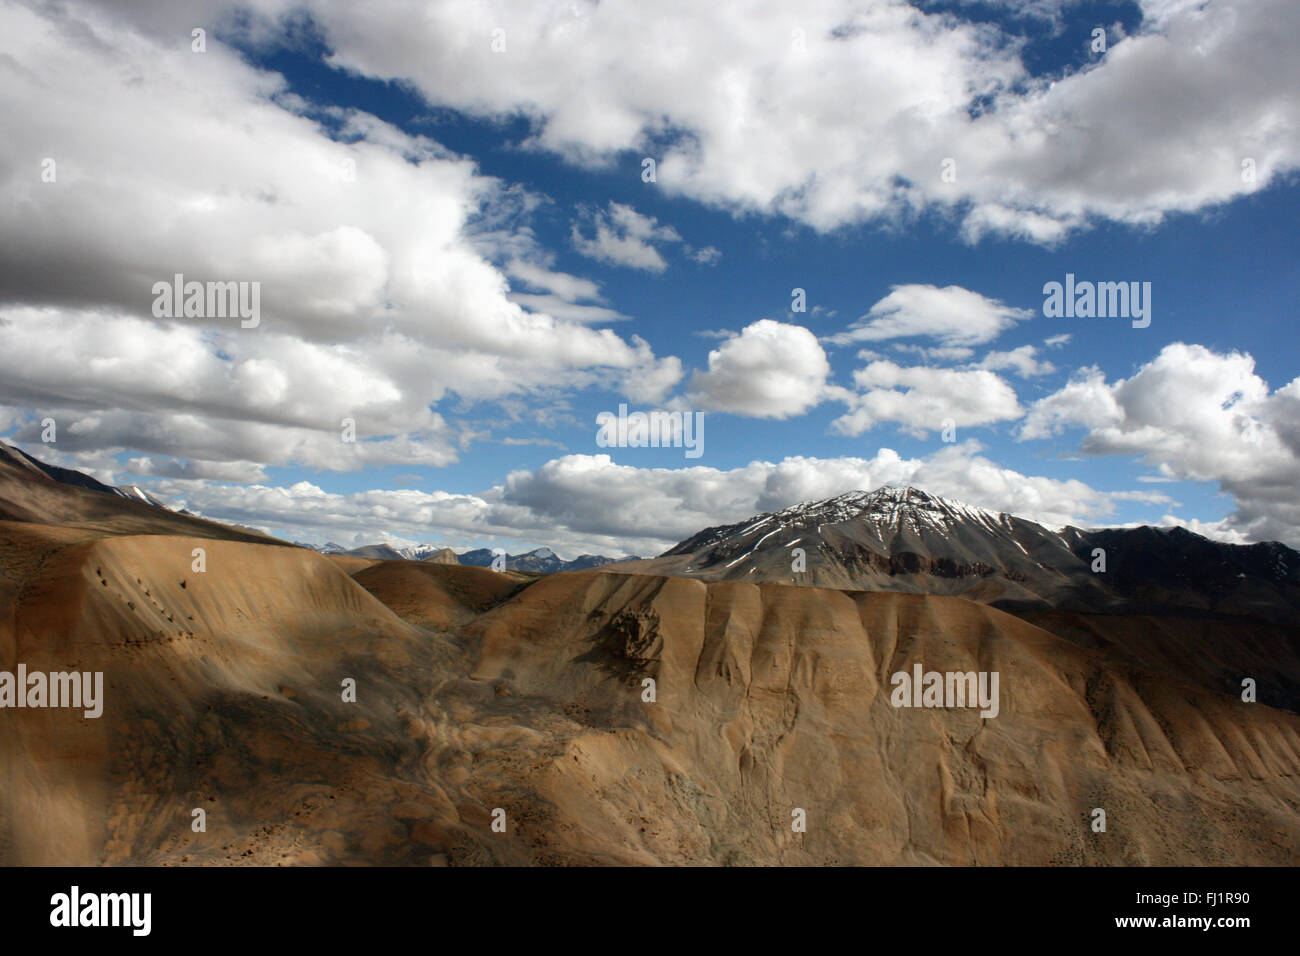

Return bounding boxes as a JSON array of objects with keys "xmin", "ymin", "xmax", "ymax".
[{"xmin": 1, "ymin": 0, "xmax": 1298, "ymax": 558}]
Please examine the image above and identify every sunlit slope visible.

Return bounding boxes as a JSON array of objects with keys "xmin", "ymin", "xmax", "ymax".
[
  {"xmin": 454, "ymin": 570, "xmax": 1300, "ymax": 864},
  {"xmin": 2, "ymin": 538, "xmax": 1297, "ymax": 866}
]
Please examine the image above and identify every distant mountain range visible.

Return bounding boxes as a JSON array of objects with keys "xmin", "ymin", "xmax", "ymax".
[
  {"xmin": 456, "ymin": 547, "xmax": 640, "ymax": 573},
  {"xmin": 620, "ymin": 485, "xmax": 1300, "ymax": 621},
  {"xmin": 6, "ymin": 439, "xmax": 1295, "ymax": 606},
  {"xmin": 321, "ymin": 543, "xmax": 639, "ymax": 573}
]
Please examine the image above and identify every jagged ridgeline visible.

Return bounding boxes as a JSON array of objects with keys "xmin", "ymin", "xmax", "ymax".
[{"xmin": 621, "ymin": 485, "xmax": 1300, "ymax": 622}]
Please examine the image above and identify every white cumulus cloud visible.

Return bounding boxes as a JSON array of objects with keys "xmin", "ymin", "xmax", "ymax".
[
  {"xmin": 832, "ymin": 362, "xmax": 1024, "ymax": 436},
  {"xmin": 827, "ymin": 285, "xmax": 1034, "ymax": 348},
  {"xmin": 687, "ymin": 320, "xmax": 831, "ymax": 418},
  {"xmin": 1020, "ymin": 343, "xmax": 1300, "ymax": 543}
]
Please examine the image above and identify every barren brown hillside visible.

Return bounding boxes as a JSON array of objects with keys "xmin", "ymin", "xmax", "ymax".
[{"xmin": 2, "ymin": 521, "xmax": 1297, "ymax": 865}]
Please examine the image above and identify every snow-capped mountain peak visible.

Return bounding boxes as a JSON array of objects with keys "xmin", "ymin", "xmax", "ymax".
[
  {"xmin": 672, "ymin": 485, "xmax": 1013, "ymax": 558},
  {"xmin": 767, "ymin": 485, "xmax": 1004, "ymax": 533},
  {"xmin": 643, "ymin": 484, "xmax": 1300, "ymax": 621},
  {"xmin": 395, "ymin": 543, "xmax": 455, "ymax": 560}
]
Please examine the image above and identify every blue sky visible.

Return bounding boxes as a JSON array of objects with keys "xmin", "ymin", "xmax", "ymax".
[{"xmin": 2, "ymin": 0, "xmax": 1298, "ymax": 556}]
